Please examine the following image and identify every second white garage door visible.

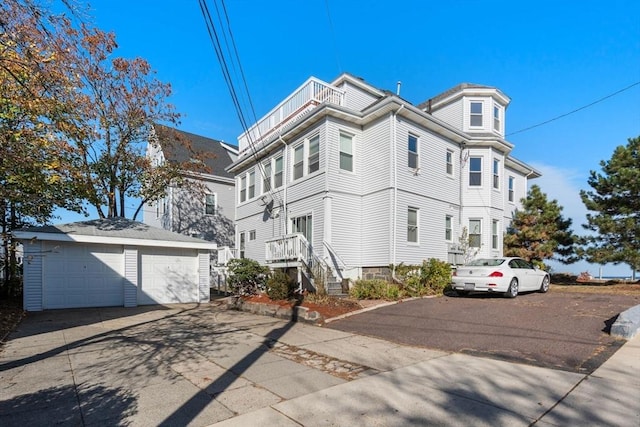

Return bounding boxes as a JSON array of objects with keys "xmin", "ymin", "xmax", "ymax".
[{"xmin": 138, "ymin": 247, "xmax": 199, "ymax": 305}]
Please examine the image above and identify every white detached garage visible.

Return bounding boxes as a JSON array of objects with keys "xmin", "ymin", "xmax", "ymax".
[{"xmin": 15, "ymin": 218, "xmax": 217, "ymax": 311}]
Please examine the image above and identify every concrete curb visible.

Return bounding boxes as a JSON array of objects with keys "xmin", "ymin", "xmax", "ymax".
[{"xmin": 610, "ymin": 304, "xmax": 640, "ymax": 340}]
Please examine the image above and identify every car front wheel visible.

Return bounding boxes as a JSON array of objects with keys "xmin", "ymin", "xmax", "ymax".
[
  {"xmin": 505, "ymin": 278, "xmax": 518, "ymax": 298},
  {"xmin": 539, "ymin": 275, "xmax": 550, "ymax": 293}
]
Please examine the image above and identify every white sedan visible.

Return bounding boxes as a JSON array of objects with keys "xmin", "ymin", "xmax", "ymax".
[{"xmin": 451, "ymin": 257, "xmax": 550, "ymax": 298}]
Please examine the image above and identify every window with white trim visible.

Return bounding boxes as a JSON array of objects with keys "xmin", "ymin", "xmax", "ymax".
[
  {"xmin": 446, "ymin": 150, "xmax": 453, "ymax": 175},
  {"xmin": 408, "ymin": 207, "xmax": 419, "ymax": 243},
  {"xmin": 239, "ymin": 175, "xmax": 247, "ymax": 203},
  {"xmin": 239, "ymin": 232, "xmax": 246, "ymax": 258},
  {"xmin": 308, "ymin": 135, "xmax": 319, "ymax": 174},
  {"xmin": 249, "ymin": 230, "xmax": 256, "ymax": 241},
  {"xmin": 445, "ymin": 215, "xmax": 453, "ymax": 241},
  {"xmin": 492, "ymin": 220, "xmax": 499, "ymax": 250},
  {"xmin": 339, "ymin": 132, "xmax": 353, "ymax": 172},
  {"xmin": 493, "ymin": 105, "xmax": 501, "ymax": 132},
  {"xmin": 408, "ymin": 134, "xmax": 418, "ymax": 169},
  {"xmin": 469, "ymin": 219, "xmax": 481, "ymax": 248},
  {"xmin": 248, "ymin": 170, "xmax": 255, "ymax": 199},
  {"xmin": 493, "ymin": 159, "xmax": 500, "ymax": 189},
  {"xmin": 470, "ymin": 102, "xmax": 483, "ymax": 127},
  {"xmin": 205, "ymin": 193, "xmax": 216, "ymax": 215},
  {"xmin": 274, "ymin": 155, "xmax": 283, "ymax": 188},
  {"xmin": 262, "ymin": 161, "xmax": 271, "ymax": 193},
  {"xmin": 508, "ymin": 176, "xmax": 515, "ymax": 202},
  {"xmin": 469, "ymin": 157, "xmax": 482, "ymax": 186},
  {"xmin": 293, "ymin": 144, "xmax": 304, "ymax": 180}
]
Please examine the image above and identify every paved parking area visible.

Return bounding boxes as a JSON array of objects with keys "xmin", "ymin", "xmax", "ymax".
[
  {"xmin": 1, "ymin": 301, "xmax": 639, "ymax": 426},
  {"xmin": 328, "ymin": 291, "xmax": 640, "ymax": 373}
]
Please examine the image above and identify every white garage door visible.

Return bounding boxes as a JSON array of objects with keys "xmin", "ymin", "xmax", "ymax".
[
  {"xmin": 138, "ymin": 247, "xmax": 198, "ymax": 305},
  {"xmin": 43, "ymin": 242, "xmax": 124, "ymax": 309}
]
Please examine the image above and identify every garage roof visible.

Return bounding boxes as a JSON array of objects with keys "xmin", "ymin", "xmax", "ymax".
[{"xmin": 14, "ymin": 218, "xmax": 217, "ymax": 250}]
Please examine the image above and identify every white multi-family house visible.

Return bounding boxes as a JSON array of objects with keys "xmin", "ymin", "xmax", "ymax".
[
  {"xmin": 143, "ymin": 124, "xmax": 238, "ymax": 247},
  {"xmin": 227, "ymin": 73, "xmax": 540, "ymax": 291}
]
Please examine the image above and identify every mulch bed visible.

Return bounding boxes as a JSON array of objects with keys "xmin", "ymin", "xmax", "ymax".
[{"xmin": 242, "ymin": 294, "xmax": 363, "ymax": 319}]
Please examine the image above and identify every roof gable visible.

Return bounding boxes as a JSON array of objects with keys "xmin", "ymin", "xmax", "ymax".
[
  {"xmin": 14, "ymin": 218, "xmax": 217, "ymax": 249},
  {"xmin": 154, "ymin": 124, "xmax": 237, "ymax": 179}
]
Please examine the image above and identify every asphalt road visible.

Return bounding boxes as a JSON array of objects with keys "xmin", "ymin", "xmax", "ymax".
[{"xmin": 327, "ymin": 291, "xmax": 640, "ymax": 373}]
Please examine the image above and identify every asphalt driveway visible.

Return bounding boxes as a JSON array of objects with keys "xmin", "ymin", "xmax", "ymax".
[{"xmin": 328, "ymin": 291, "xmax": 640, "ymax": 373}]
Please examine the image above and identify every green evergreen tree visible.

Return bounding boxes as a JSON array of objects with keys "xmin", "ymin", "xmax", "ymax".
[
  {"xmin": 580, "ymin": 136, "xmax": 640, "ymax": 280},
  {"xmin": 504, "ymin": 185, "xmax": 579, "ymax": 267}
]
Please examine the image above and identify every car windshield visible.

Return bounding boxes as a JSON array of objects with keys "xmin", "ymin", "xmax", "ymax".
[{"xmin": 466, "ymin": 258, "xmax": 505, "ymax": 267}]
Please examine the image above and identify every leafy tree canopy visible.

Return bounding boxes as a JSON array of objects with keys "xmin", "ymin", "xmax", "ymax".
[
  {"xmin": 580, "ymin": 136, "xmax": 640, "ymax": 277},
  {"xmin": 504, "ymin": 184, "xmax": 579, "ymax": 267}
]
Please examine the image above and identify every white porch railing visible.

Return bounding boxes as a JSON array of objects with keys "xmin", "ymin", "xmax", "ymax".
[
  {"xmin": 238, "ymin": 77, "xmax": 344, "ymax": 155},
  {"xmin": 265, "ymin": 234, "xmax": 306, "ymax": 263},
  {"xmin": 216, "ymin": 246, "xmax": 238, "ymax": 266}
]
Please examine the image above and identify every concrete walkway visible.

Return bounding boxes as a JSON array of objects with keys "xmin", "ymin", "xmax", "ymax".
[{"xmin": 0, "ymin": 303, "xmax": 638, "ymax": 426}]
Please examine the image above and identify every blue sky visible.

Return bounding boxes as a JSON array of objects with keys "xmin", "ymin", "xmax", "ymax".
[{"xmin": 61, "ymin": 0, "xmax": 639, "ymax": 275}]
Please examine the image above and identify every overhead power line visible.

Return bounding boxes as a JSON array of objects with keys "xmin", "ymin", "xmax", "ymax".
[{"xmin": 507, "ymin": 81, "xmax": 640, "ymax": 137}]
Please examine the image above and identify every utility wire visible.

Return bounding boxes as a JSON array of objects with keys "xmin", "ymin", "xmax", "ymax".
[
  {"xmin": 507, "ymin": 81, "xmax": 640, "ymax": 137},
  {"xmin": 324, "ymin": 0, "xmax": 342, "ymax": 73},
  {"xmin": 199, "ymin": 0, "xmax": 283, "ymax": 206}
]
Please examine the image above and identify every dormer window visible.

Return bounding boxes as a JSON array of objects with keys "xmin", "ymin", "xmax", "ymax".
[{"xmin": 470, "ymin": 102, "xmax": 483, "ymax": 127}]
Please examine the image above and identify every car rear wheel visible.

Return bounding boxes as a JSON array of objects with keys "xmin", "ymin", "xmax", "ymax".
[
  {"xmin": 505, "ymin": 278, "xmax": 518, "ymax": 298},
  {"xmin": 539, "ymin": 275, "xmax": 550, "ymax": 293}
]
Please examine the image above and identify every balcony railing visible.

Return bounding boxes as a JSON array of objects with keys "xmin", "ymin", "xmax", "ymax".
[
  {"xmin": 238, "ymin": 77, "xmax": 344, "ymax": 156},
  {"xmin": 265, "ymin": 233, "xmax": 308, "ymax": 264}
]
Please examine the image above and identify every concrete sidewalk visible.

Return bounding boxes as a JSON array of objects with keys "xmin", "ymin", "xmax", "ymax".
[{"xmin": 0, "ymin": 303, "xmax": 638, "ymax": 426}]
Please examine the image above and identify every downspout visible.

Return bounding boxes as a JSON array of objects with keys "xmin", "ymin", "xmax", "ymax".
[
  {"xmin": 391, "ymin": 104, "xmax": 405, "ymax": 281},
  {"xmin": 278, "ymin": 134, "xmax": 288, "ymax": 236}
]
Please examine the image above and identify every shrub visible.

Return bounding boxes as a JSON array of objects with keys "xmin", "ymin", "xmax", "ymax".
[
  {"xmin": 227, "ymin": 258, "xmax": 269, "ymax": 296},
  {"xmin": 350, "ymin": 279, "xmax": 401, "ymax": 300},
  {"xmin": 393, "ymin": 258, "xmax": 452, "ymax": 296},
  {"xmin": 266, "ymin": 270, "xmax": 295, "ymax": 300}
]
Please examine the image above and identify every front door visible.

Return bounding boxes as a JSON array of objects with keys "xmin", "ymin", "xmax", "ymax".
[{"xmin": 292, "ymin": 214, "xmax": 312, "ymax": 246}]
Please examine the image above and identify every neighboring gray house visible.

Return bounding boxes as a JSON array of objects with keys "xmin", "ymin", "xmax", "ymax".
[
  {"xmin": 226, "ymin": 73, "xmax": 540, "ymax": 290},
  {"xmin": 143, "ymin": 125, "xmax": 237, "ymax": 247}
]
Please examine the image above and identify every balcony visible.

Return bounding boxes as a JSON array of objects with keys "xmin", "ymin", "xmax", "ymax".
[
  {"xmin": 265, "ymin": 233, "xmax": 310, "ymax": 264},
  {"xmin": 238, "ymin": 77, "xmax": 344, "ymax": 156}
]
